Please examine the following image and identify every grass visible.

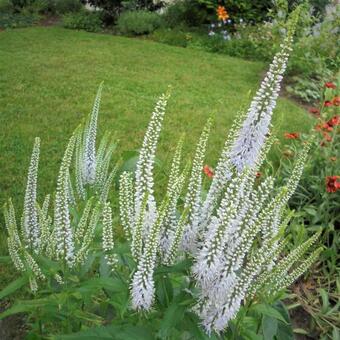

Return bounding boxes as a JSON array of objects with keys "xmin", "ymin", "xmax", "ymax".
[{"xmin": 0, "ymin": 27, "xmax": 313, "ymax": 257}]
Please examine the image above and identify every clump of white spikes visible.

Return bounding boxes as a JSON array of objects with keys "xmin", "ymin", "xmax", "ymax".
[{"xmin": 124, "ymin": 6, "xmax": 320, "ymax": 333}]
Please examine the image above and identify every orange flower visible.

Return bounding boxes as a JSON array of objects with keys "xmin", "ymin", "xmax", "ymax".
[
  {"xmin": 284, "ymin": 132, "xmax": 299, "ymax": 139},
  {"xmin": 217, "ymin": 6, "xmax": 229, "ymax": 21},
  {"xmin": 203, "ymin": 165, "xmax": 214, "ymax": 178}
]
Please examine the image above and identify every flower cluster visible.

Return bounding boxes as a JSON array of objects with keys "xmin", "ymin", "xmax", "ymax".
[
  {"xmin": 119, "ymin": 90, "xmax": 188, "ymax": 309},
  {"xmin": 5, "ymin": 87, "xmax": 117, "ymax": 291},
  {"xmin": 123, "ymin": 8, "xmax": 320, "ymax": 334}
]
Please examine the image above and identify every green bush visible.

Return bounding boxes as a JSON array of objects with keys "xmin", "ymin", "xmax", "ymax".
[
  {"xmin": 117, "ymin": 10, "xmax": 162, "ymax": 35},
  {"xmin": 62, "ymin": 10, "xmax": 102, "ymax": 32},
  {"xmin": 0, "ymin": 11, "xmax": 39, "ymax": 28},
  {"xmin": 0, "ymin": 0, "xmax": 14, "ymax": 13}
]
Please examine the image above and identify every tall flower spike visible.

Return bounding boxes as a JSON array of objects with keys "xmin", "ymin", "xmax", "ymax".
[
  {"xmin": 182, "ymin": 118, "xmax": 212, "ymax": 253},
  {"xmin": 199, "ymin": 111, "xmax": 246, "ymax": 228},
  {"xmin": 5, "ymin": 200, "xmax": 25, "ymax": 272},
  {"xmin": 75, "ymin": 127, "xmax": 86, "ymax": 199},
  {"xmin": 75, "ymin": 201, "xmax": 101, "ymax": 265},
  {"xmin": 22, "ymin": 137, "xmax": 40, "ymax": 251},
  {"xmin": 229, "ymin": 11, "xmax": 299, "ymax": 173},
  {"xmin": 102, "ymin": 202, "xmax": 117, "ymax": 270},
  {"xmin": 131, "ymin": 198, "xmax": 169, "ymax": 310},
  {"xmin": 119, "ymin": 171, "xmax": 135, "ymax": 239},
  {"xmin": 83, "ymin": 82, "xmax": 103, "ymax": 184},
  {"xmin": 134, "ymin": 91, "xmax": 170, "ymax": 226},
  {"xmin": 54, "ymin": 133, "xmax": 77, "ymax": 267},
  {"xmin": 160, "ymin": 137, "xmax": 185, "ymax": 258}
]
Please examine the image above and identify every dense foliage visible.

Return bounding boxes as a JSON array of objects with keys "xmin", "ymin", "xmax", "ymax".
[
  {"xmin": 117, "ymin": 10, "xmax": 162, "ymax": 35},
  {"xmin": 274, "ymin": 80, "xmax": 340, "ymax": 338},
  {"xmin": 62, "ymin": 9, "xmax": 102, "ymax": 32}
]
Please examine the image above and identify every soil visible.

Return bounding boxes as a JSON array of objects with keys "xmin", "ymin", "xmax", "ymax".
[
  {"xmin": 39, "ymin": 16, "xmax": 60, "ymax": 27},
  {"xmin": 0, "ymin": 300, "xmax": 27, "ymax": 340}
]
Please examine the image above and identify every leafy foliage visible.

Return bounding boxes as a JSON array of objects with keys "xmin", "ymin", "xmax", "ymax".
[
  {"xmin": 274, "ymin": 79, "xmax": 340, "ymax": 338},
  {"xmin": 63, "ymin": 9, "xmax": 103, "ymax": 32},
  {"xmin": 117, "ymin": 10, "xmax": 162, "ymax": 35}
]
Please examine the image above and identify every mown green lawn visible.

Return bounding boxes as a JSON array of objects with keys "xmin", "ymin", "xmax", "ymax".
[{"xmin": 0, "ymin": 27, "xmax": 312, "ymax": 246}]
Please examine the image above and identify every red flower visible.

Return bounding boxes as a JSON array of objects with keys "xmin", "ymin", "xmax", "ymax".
[
  {"xmin": 256, "ymin": 172, "xmax": 261, "ymax": 178},
  {"xmin": 284, "ymin": 132, "xmax": 300, "ymax": 139},
  {"xmin": 332, "ymin": 96, "xmax": 340, "ymax": 106},
  {"xmin": 309, "ymin": 107, "xmax": 320, "ymax": 115},
  {"xmin": 325, "ymin": 82, "xmax": 336, "ymax": 89},
  {"xmin": 203, "ymin": 165, "xmax": 214, "ymax": 178},
  {"xmin": 326, "ymin": 176, "xmax": 340, "ymax": 193},
  {"xmin": 324, "ymin": 101, "xmax": 333, "ymax": 107},
  {"xmin": 327, "ymin": 115, "xmax": 340, "ymax": 127}
]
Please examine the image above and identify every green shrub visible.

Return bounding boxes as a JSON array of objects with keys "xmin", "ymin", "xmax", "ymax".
[
  {"xmin": 62, "ymin": 10, "xmax": 102, "ymax": 32},
  {"xmin": 0, "ymin": 0, "xmax": 14, "ymax": 13},
  {"xmin": 0, "ymin": 11, "xmax": 39, "ymax": 28},
  {"xmin": 117, "ymin": 10, "xmax": 162, "ymax": 35}
]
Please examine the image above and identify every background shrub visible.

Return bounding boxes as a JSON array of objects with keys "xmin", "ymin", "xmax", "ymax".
[
  {"xmin": 0, "ymin": 0, "xmax": 14, "ymax": 13},
  {"xmin": 117, "ymin": 10, "xmax": 162, "ymax": 35},
  {"xmin": 62, "ymin": 9, "xmax": 102, "ymax": 32},
  {"xmin": 0, "ymin": 12, "xmax": 39, "ymax": 28}
]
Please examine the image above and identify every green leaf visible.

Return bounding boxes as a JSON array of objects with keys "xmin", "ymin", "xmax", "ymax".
[
  {"xmin": 253, "ymin": 304, "xmax": 288, "ymax": 324},
  {"xmin": 0, "ymin": 297, "xmax": 51, "ymax": 319},
  {"xmin": 53, "ymin": 324, "xmax": 154, "ymax": 340},
  {"xmin": 156, "ymin": 274, "xmax": 173, "ymax": 307},
  {"xmin": 262, "ymin": 316, "xmax": 278, "ymax": 340},
  {"xmin": 318, "ymin": 288, "xmax": 329, "ymax": 313},
  {"xmin": 158, "ymin": 303, "xmax": 185, "ymax": 338},
  {"xmin": 332, "ymin": 326, "xmax": 340, "ymax": 340},
  {"xmin": 0, "ymin": 275, "xmax": 28, "ymax": 300},
  {"xmin": 0, "ymin": 256, "xmax": 11, "ymax": 263},
  {"xmin": 76, "ymin": 277, "xmax": 127, "ymax": 295},
  {"xmin": 155, "ymin": 258, "xmax": 192, "ymax": 275},
  {"xmin": 293, "ymin": 328, "xmax": 308, "ymax": 335}
]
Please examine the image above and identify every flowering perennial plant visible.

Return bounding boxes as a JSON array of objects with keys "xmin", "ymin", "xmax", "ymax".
[
  {"xmin": 4, "ymin": 86, "xmax": 118, "ymax": 292},
  {"xmin": 119, "ymin": 7, "xmax": 320, "ymax": 334}
]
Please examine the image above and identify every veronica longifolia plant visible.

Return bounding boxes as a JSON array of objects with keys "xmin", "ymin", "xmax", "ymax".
[
  {"xmin": 4, "ymin": 84, "xmax": 118, "ymax": 292},
  {"xmin": 120, "ymin": 7, "xmax": 321, "ymax": 335}
]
